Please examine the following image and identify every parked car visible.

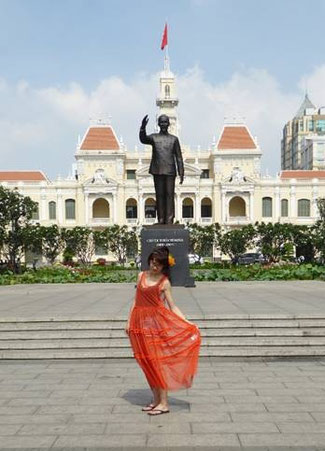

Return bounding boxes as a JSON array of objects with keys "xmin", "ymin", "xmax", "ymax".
[
  {"xmin": 236, "ymin": 253, "xmax": 266, "ymax": 265},
  {"xmin": 188, "ymin": 254, "xmax": 204, "ymax": 264}
]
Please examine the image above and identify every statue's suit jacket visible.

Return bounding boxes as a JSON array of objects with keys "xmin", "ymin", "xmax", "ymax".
[{"xmin": 139, "ymin": 128, "xmax": 184, "ymax": 177}]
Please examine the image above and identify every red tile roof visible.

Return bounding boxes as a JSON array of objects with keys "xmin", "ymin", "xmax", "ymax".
[
  {"xmin": 280, "ymin": 170, "xmax": 325, "ymax": 179},
  {"xmin": 80, "ymin": 126, "xmax": 120, "ymax": 150},
  {"xmin": 217, "ymin": 126, "xmax": 256, "ymax": 150},
  {"xmin": 0, "ymin": 171, "xmax": 46, "ymax": 181}
]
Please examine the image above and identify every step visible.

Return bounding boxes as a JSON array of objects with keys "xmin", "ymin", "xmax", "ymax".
[
  {"xmin": 1, "ymin": 346, "xmax": 325, "ymax": 359},
  {"xmin": 2, "ymin": 318, "xmax": 325, "ymax": 331},
  {"xmin": 1, "ymin": 327, "xmax": 325, "ymax": 340},
  {"xmin": 2, "ymin": 335, "xmax": 325, "ymax": 350}
]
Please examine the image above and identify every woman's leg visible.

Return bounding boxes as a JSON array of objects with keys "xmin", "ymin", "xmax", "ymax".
[
  {"xmin": 152, "ymin": 387, "xmax": 160, "ymax": 404},
  {"xmin": 142, "ymin": 386, "xmax": 160, "ymax": 410},
  {"xmin": 158, "ymin": 388, "xmax": 168, "ymax": 408},
  {"xmin": 148, "ymin": 388, "xmax": 169, "ymax": 414}
]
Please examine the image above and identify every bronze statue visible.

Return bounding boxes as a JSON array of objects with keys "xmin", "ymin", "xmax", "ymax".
[{"xmin": 139, "ymin": 114, "xmax": 184, "ymax": 224}]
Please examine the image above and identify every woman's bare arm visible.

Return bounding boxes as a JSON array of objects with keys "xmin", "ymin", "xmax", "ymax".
[{"xmin": 162, "ymin": 279, "xmax": 193, "ymax": 324}]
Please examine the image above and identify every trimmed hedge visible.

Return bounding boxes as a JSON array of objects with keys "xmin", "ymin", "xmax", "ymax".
[{"xmin": 0, "ymin": 263, "xmax": 325, "ymax": 285}]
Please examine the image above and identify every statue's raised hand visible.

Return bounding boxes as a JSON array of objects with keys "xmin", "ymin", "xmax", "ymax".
[{"xmin": 141, "ymin": 115, "xmax": 149, "ymax": 129}]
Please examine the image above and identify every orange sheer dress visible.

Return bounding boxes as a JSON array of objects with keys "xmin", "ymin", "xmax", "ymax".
[{"xmin": 128, "ymin": 271, "xmax": 201, "ymax": 391}]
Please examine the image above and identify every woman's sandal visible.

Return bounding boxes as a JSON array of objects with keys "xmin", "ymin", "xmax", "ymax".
[
  {"xmin": 147, "ymin": 408, "xmax": 170, "ymax": 415},
  {"xmin": 141, "ymin": 403, "xmax": 156, "ymax": 411}
]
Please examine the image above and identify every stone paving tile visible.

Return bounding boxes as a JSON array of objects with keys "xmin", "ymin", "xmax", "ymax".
[
  {"xmin": 239, "ymin": 433, "xmax": 325, "ymax": 447},
  {"xmin": 0, "ymin": 435, "xmax": 57, "ymax": 448},
  {"xmin": 52, "ymin": 434, "xmax": 147, "ymax": 447},
  {"xmin": 224, "ymin": 396, "xmax": 300, "ymax": 404},
  {"xmin": 190, "ymin": 403, "xmax": 267, "ymax": 412},
  {"xmin": 0, "ymin": 384, "xmax": 25, "ymax": 390},
  {"xmin": 219, "ymin": 383, "xmax": 286, "ymax": 389},
  {"xmin": 231, "ymin": 412, "xmax": 315, "ymax": 423},
  {"xmin": 0, "ymin": 414, "xmax": 71, "ymax": 424},
  {"xmin": 296, "ymin": 396, "xmax": 325, "ymax": 403},
  {"xmin": 37, "ymin": 405, "xmax": 115, "ymax": 415},
  {"xmin": 70, "ymin": 413, "xmax": 152, "ymax": 423},
  {"xmin": 0, "ymin": 390, "xmax": 52, "ymax": 398},
  {"xmin": 265, "ymin": 403, "xmax": 325, "ymax": 412},
  {"xmin": 0, "ymin": 424, "xmax": 22, "ymax": 435},
  {"xmin": 79, "ymin": 396, "xmax": 140, "ymax": 406},
  {"xmin": 7, "ymin": 396, "xmax": 82, "ymax": 406},
  {"xmin": 277, "ymin": 422, "xmax": 325, "ymax": 433},
  {"xmin": 104, "ymin": 421, "xmax": 191, "ymax": 434},
  {"xmin": 146, "ymin": 433, "xmax": 241, "ymax": 447},
  {"xmin": 311, "ymin": 412, "xmax": 325, "ymax": 421},
  {"xmin": 21, "ymin": 383, "xmax": 90, "ymax": 391},
  {"xmin": 0, "ymin": 406, "xmax": 38, "ymax": 415},
  {"xmin": 192, "ymin": 422, "xmax": 279, "ymax": 433},
  {"xmin": 18, "ymin": 423, "xmax": 106, "ymax": 435}
]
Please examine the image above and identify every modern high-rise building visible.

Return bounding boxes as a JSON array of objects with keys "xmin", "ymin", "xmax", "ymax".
[{"xmin": 281, "ymin": 94, "xmax": 325, "ymax": 170}]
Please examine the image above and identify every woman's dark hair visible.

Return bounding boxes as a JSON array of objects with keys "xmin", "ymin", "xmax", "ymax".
[{"xmin": 147, "ymin": 246, "xmax": 170, "ymax": 279}]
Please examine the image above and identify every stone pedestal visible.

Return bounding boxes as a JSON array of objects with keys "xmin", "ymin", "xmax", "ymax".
[{"xmin": 140, "ymin": 224, "xmax": 195, "ymax": 287}]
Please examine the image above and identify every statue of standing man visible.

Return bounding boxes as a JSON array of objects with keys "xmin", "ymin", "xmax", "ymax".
[{"xmin": 139, "ymin": 114, "xmax": 184, "ymax": 224}]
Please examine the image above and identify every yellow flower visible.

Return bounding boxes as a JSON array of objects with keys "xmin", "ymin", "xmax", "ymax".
[{"xmin": 168, "ymin": 255, "xmax": 176, "ymax": 267}]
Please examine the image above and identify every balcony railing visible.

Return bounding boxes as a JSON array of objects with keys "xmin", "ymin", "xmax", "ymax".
[
  {"xmin": 144, "ymin": 217, "xmax": 156, "ymax": 224},
  {"xmin": 225, "ymin": 216, "xmax": 249, "ymax": 225},
  {"xmin": 201, "ymin": 217, "xmax": 212, "ymax": 224},
  {"xmin": 90, "ymin": 218, "xmax": 112, "ymax": 225},
  {"xmin": 126, "ymin": 218, "xmax": 138, "ymax": 225},
  {"xmin": 181, "ymin": 217, "xmax": 194, "ymax": 224}
]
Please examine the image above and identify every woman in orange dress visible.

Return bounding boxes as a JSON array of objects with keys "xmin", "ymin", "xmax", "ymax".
[{"xmin": 125, "ymin": 246, "xmax": 201, "ymax": 416}]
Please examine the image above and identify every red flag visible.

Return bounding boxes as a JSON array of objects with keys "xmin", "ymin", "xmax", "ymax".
[{"xmin": 161, "ymin": 23, "xmax": 168, "ymax": 50}]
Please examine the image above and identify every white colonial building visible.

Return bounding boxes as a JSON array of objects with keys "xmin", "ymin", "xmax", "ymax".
[{"xmin": 1, "ymin": 58, "xmax": 325, "ymax": 259}]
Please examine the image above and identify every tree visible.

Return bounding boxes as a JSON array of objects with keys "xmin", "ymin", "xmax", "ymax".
[
  {"xmin": 27, "ymin": 225, "xmax": 64, "ymax": 264},
  {"xmin": 292, "ymin": 224, "xmax": 315, "ymax": 263},
  {"xmin": 187, "ymin": 223, "xmax": 217, "ymax": 261},
  {"xmin": 314, "ymin": 198, "xmax": 325, "ymax": 263},
  {"xmin": 316, "ymin": 197, "xmax": 325, "ymax": 221},
  {"xmin": 255, "ymin": 222, "xmax": 295, "ymax": 263},
  {"xmin": 61, "ymin": 227, "xmax": 94, "ymax": 265},
  {"xmin": 219, "ymin": 224, "xmax": 255, "ymax": 261},
  {"xmin": 0, "ymin": 186, "xmax": 38, "ymax": 272},
  {"xmin": 101, "ymin": 225, "xmax": 138, "ymax": 265}
]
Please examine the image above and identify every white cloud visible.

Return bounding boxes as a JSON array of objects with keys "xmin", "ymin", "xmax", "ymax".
[
  {"xmin": 177, "ymin": 66, "xmax": 300, "ymax": 173},
  {"xmin": 1, "ymin": 64, "xmax": 325, "ymax": 179},
  {"xmin": 302, "ymin": 64, "xmax": 325, "ymax": 107}
]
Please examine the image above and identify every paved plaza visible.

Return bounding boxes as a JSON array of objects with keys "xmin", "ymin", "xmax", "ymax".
[
  {"xmin": 0, "ymin": 281, "xmax": 325, "ymax": 449},
  {"xmin": 0, "ymin": 280, "xmax": 325, "ymax": 320}
]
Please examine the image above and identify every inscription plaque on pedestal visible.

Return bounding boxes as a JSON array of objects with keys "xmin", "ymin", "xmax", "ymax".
[{"xmin": 141, "ymin": 225, "xmax": 195, "ymax": 287}]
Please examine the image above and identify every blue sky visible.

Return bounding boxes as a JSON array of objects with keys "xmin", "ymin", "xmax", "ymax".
[{"xmin": 1, "ymin": 0, "xmax": 325, "ymax": 178}]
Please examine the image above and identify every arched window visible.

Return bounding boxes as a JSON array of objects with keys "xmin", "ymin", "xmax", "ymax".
[
  {"xmin": 31, "ymin": 202, "xmax": 39, "ymax": 220},
  {"xmin": 165, "ymin": 84, "xmax": 170, "ymax": 99},
  {"xmin": 145, "ymin": 198, "xmax": 156, "ymax": 218},
  {"xmin": 298, "ymin": 199, "xmax": 310, "ymax": 217},
  {"xmin": 126, "ymin": 198, "xmax": 137, "ymax": 219},
  {"xmin": 49, "ymin": 201, "xmax": 56, "ymax": 220},
  {"xmin": 281, "ymin": 199, "xmax": 288, "ymax": 217},
  {"xmin": 229, "ymin": 196, "xmax": 246, "ymax": 217},
  {"xmin": 182, "ymin": 198, "xmax": 194, "ymax": 218},
  {"xmin": 201, "ymin": 197, "xmax": 212, "ymax": 218},
  {"xmin": 262, "ymin": 197, "xmax": 272, "ymax": 217},
  {"xmin": 65, "ymin": 199, "xmax": 76, "ymax": 220},
  {"xmin": 92, "ymin": 198, "xmax": 110, "ymax": 218}
]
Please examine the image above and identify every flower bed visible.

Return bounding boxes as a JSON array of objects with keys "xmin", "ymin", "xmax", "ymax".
[{"xmin": 0, "ymin": 263, "xmax": 324, "ymax": 285}]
